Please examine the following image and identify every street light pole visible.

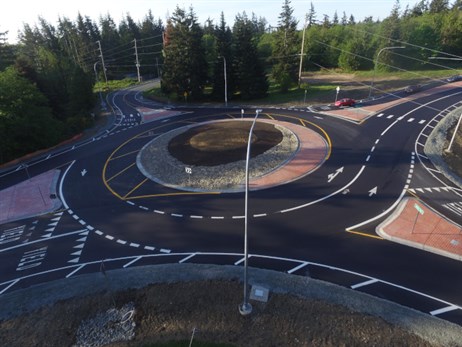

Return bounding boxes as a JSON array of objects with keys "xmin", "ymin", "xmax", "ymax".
[
  {"xmin": 369, "ymin": 46, "xmax": 405, "ymax": 98},
  {"xmin": 223, "ymin": 56, "xmax": 228, "ymax": 106},
  {"xmin": 239, "ymin": 108, "xmax": 261, "ymax": 316}
]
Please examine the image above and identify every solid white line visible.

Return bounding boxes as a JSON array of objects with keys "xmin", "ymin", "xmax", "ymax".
[
  {"xmin": 66, "ymin": 264, "xmax": 85, "ymax": 278},
  {"xmin": 59, "ymin": 160, "xmax": 76, "ymax": 210},
  {"xmin": 179, "ymin": 253, "xmax": 196, "ymax": 263},
  {"xmin": 0, "ymin": 229, "xmax": 88, "ymax": 253},
  {"xmin": 381, "ymin": 119, "xmax": 399, "ymax": 136},
  {"xmin": 351, "ymin": 278, "xmax": 378, "ymax": 289},
  {"xmin": 234, "ymin": 257, "xmax": 245, "ymax": 265},
  {"xmin": 123, "ymin": 256, "xmax": 142, "ymax": 268},
  {"xmin": 0, "ymin": 279, "xmax": 19, "ymax": 295},
  {"xmin": 280, "ymin": 165, "xmax": 366, "ymax": 213},
  {"xmin": 346, "ymin": 188, "xmax": 407, "ymax": 231},
  {"xmin": 430, "ymin": 305, "xmax": 459, "ymax": 316},
  {"xmin": 287, "ymin": 262, "xmax": 309, "ymax": 274}
]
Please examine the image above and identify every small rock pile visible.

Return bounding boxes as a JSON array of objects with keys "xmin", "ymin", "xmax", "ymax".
[{"xmin": 74, "ymin": 302, "xmax": 136, "ymax": 347}]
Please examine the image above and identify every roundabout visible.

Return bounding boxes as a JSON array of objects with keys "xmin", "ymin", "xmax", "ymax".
[{"xmin": 136, "ymin": 118, "xmax": 328, "ymax": 192}]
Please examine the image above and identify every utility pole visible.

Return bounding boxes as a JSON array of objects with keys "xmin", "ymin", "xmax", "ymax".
[
  {"xmin": 298, "ymin": 15, "xmax": 308, "ymax": 87},
  {"xmin": 96, "ymin": 40, "xmax": 108, "ymax": 85},
  {"xmin": 134, "ymin": 39, "xmax": 141, "ymax": 83}
]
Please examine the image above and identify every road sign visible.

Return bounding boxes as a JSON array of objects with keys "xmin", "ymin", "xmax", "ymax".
[
  {"xmin": 414, "ymin": 203, "xmax": 424, "ymax": 215},
  {"xmin": 336, "ymin": 86, "xmax": 340, "ymax": 93},
  {"xmin": 185, "ymin": 167, "xmax": 192, "ymax": 174}
]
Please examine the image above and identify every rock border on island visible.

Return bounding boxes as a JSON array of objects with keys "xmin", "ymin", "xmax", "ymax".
[{"xmin": 136, "ymin": 119, "xmax": 300, "ymax": 192}]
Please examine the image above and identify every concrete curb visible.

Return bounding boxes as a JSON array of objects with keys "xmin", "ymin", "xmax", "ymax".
[{"xmin": 1, "ymin": 264, "xmax": 461, "ymax": 346}]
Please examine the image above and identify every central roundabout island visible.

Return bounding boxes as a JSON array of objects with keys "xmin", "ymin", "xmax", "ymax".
[{"xmin": 137, "ymin": 119, "xmax": 328, "ymax": 193}]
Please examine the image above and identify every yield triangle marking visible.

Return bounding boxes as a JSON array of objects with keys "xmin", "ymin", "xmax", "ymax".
[
  {"xmin": 71, "ymin": 250, "xmax": 82, "ymax": 256},
  {"xmin": 73, "ymin": 243, "xmax": 85, "ymax": 249},
  {"xmin": 45, "ymin": 227, "xmax": 55, "ymax": 232},
  {"xmin": 48, "ymin": 222, "xmax": 58, "ymax": 227},
  {"xmin": 434, "ymin": 187, "xmax": 441, "ymax": 192},
  {"xmin": 408, "ymin": 189, "xmax": 415, "ymax": 194},
  {"xmin": 68, "ymin": 258, "xmax": 80, "ymax": 263},
  {"xmin": 79, "ymin": 231, "xmax": 89, "ymax": 236},
  {"xmin": 32, "ymin": 220, "xmax": 39, "ymax": 224},
  {"xmin": 416, "ymin": 188, "xmax": 424, "ymax": 193},
  {"xmin": 51, "ymin": 217, "xmax": 61, "ymax": 222},
  {"xmin": 54, "ymin": 212, "xmax": 64, "ymax": 216},
  {"xmin": 77, "ymin": 237, "xmax": 87, "ymax": 242},
  {"xmin": 442, "ymin": 187, "xmax": 449, "ymax": 192},
  {"xmin": 424, "ymin": 188, "xmax": 432, "ymax": 192},
  {"xmin": 29, "ymin": 226, "xmax": 36, "ymax": 231},
  {"xmin": 41, "ymin": 233, "xmax": 52, "ymax": 238}
]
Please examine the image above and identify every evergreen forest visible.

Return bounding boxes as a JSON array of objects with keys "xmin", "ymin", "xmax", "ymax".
[{"xmin": 1, "ymin": 0, "xmax": 462, "ymax": 164}]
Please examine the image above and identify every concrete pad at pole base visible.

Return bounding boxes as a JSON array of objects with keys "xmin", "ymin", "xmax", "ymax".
[{"xmin": 377, "ymin": 197, "xmax": 462, "ymax": 261}]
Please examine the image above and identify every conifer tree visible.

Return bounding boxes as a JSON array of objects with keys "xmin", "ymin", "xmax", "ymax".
[
  {"xmin": 232, "ymin": 12, "xmax": 268, "ymax": 100},
  {"xmin": 271, "ymin": 0, "xmax": 299, "ymax": 92},
  {"xmin": 161, "ymin": 6, "xmax": 207, "ymax": 100}
]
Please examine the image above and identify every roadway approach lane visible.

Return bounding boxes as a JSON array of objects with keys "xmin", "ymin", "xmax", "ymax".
[
  {"xmin": 2, "ymin": 84, "xmax": 462, "ymax": 322},
  {"xmin": 55, "ymin": 95, "xmax": 462, "ymax": 305}
]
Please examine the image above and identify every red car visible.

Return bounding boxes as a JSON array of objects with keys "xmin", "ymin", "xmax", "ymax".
[{"xmin": 335, "ymin": 98, "xmax": 355, "ymax": 107}]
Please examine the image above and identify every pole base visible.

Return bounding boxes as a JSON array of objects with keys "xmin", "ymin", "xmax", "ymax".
[{"xmin": 238, "ymin": 302, "xmax": 252, "ymax": 316}]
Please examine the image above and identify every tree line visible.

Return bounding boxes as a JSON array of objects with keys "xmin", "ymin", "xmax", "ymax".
[{"xmin": 1, "ymin": 0, "xmax": 462, "ymax": 164}]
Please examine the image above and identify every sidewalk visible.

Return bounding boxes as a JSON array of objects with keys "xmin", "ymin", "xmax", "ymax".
[
  {"xmin": 320, "ymin": 81, "xmax": 462, "ymax": 122},
  {"xmin": 378, "ymin": 197, "xmax": 462, "ymax": 261},
  {"xmin": 0, "ymin": 170, "xmax": 61, "ymax": 224}
]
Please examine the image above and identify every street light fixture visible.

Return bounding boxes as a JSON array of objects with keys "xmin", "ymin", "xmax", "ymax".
[
  {"xmin": 368, "ymin": 46, "xmax": 405, "ymax": 98},
  {"xmin": 218, "ymin": 56, "xmax": 228, "ymax": 106},
  {"xmin": 239, "ymin": 108, "xmax": 262, "ymax": 316}
]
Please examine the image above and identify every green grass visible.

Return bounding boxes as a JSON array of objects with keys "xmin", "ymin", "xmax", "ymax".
[
  {"xmin": 130, "ymin": 68, "xmax": 462, "ymax": 106},
  {"xmin": 94, "ymin": 78, "xmax": 138, "ymax": 93},
  {"xmin": 141, "ymin": 340, "xmax": 236, "ymax": 347}
]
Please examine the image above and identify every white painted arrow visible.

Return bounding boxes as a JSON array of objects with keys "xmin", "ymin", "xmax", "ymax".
[
  {"xmin": 327, "ymin": 167, "xmax": 344, "ymax": 183},
  {"xmin": 369, "ymin": 186, "xmax": 378, "ymax": 197},
  {"xmin": 81, "ymin": 169, "xmax": 87, "ymax": 177}
]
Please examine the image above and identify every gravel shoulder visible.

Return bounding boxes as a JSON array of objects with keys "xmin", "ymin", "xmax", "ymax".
[{"xmin": 2, "ymin": 264, "xmax": 462, "ymax": 347}]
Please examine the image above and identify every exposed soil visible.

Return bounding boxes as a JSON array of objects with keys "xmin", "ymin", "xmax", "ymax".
[
  {"xmin": 0, "ymin": 280, "xmax": 438, "ymax": 347},
  {"xmin": 168, "ymin": 121, "xmax": 282, "ymax": 166}
]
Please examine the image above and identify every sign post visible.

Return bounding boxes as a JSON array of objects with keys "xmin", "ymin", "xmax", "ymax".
[
  {"xmin": 335, "ymin": 86, "xmax": 340, "ymax": 103},
  {"xmin": 185, "ymin": 167, "xmax": 192, "ymax": 186},
  {"xmin": 412, "ymin": 203, "xmax": 424, "ymax": 233}
]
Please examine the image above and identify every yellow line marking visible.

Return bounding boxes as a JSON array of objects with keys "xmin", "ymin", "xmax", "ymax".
[
  {"xmin": 110, "ymin": 150, "xmax": 140, "ymax": 161},
  {"xmin": 407, "ymin": 189, "xmax": 420, "ymax": 199},
  {"xmin": 266, "ymin": 114, "xmax": 275, "ymax": 120},
  {"xmin": 128, "ymin": 191, "xmax": 221, "ymax": 200},
  {"xmin": 123, "ymin": 178, "xmax": 149, "ymax": 199},
  {"xmin": 102, "ymin": 111, "xmax": 331, "ymax": 200},
  {"xmin": 226, "ymin": 114, "xmax": 235, "ymax": 119},
  {"xmin": 298, "ymin": 117, "xmax": 332, "ymax": 160},
  {"xmin": 346, "ymin": 229, "xmax": 384, "ymax": 240},
  {"xmin": 107, "ymin": 162, "xmax": 136, "ymax": 183}
]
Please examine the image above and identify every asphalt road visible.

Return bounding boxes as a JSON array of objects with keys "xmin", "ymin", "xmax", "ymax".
[{"xmin": 1, "ymin": 81, "xmax": 462, "ymax": 325}]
